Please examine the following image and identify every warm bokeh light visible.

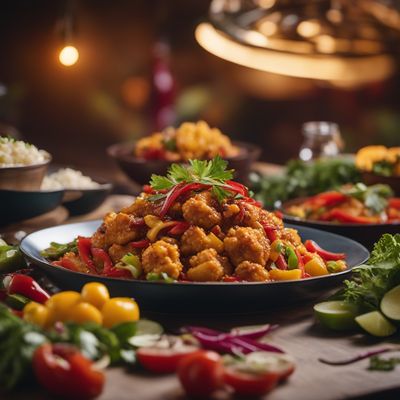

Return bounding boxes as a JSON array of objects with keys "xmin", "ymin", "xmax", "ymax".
[
  {"xmin": 195, "ymin": 22, "xmax": 395, "ymax": 86},
  {"xmin": 59, "ymin": 45, "xmax": 79, "ymax": 66}
]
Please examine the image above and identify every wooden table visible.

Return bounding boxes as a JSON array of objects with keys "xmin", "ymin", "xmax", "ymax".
[{"xmin": 3, "ymin": 191, "xmax": 400, "ymax": 400}]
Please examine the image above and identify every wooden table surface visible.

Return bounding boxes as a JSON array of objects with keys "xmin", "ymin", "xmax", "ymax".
[{"xmin": 2, "ymin": 169, "xmax": 400, "ymax": 400}]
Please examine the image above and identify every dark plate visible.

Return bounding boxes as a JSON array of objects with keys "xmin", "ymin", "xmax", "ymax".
[
  {"xmin": 282, "ymin": 198, "xmax": 400, "ymax": 250},
  {"xmin": 0, "ymin": 189, "xmax": 64, "ymax": 226},
  {"xmin": 62, "ymin": 183, "xmax": 113, "ymax": 216},
  {"xmin": 107, "ymin": 140, "xmax": 261, "ymax": 185},
  {"xmin": 20, "ymin": 220, "xmax": 369, "ymax": 314}
]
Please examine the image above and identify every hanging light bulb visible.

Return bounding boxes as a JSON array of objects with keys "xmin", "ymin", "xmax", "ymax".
[{"xmin": 59, "ymin": 45, "xmax": 79, "ymax": 66}]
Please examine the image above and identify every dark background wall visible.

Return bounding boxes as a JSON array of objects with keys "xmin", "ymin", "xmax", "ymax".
[{"xmin": 0, "ymin": 0, "xmax": 399, "ymax": 175}]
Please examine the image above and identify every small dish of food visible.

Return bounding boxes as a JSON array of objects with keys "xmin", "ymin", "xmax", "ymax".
[
  {"xmin": 356, "ymin": 145, "xmax": 400, "ymax": 195},
  {"xmin": 107, "ymin": 120, "xmax": 261, "ymax": 184},
  {"xmin": 42, "ymin": 168, "xmax": 113, "ymax": 216},
  {"xmin": 0, "ymin": 136, "xmax": 51, "ymax": 190},
  {"xmin": 21, "ymin": 157, "xmax": 368, "ymax": 313},
  {"xmin": 282, "ymin": 183, "xmax": 400, "ymax": 248}
]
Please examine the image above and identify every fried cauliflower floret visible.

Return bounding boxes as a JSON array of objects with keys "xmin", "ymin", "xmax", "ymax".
[
  {"xmin": 241, "ymin": 203, "xmax": 284, "ymax": 230},
  {"xmin": 182, "ymin": 191, "xmax": 221, "ymax": 229},
  {"xmin": 121, "ymin": 195, "xmax": 159, "ymax": 217},
  {"xmin": 224, "ymin": 227, "xmax": 270, "ymax": 267},
  {"xmin": 235, "ymin": 261, "xmax": 270, "ymax": 282},
  {"xmin": 108, "ymin": 244, "xmax": 136, "ymax": 264},
  {"xmin": 187, "ymin": 249, "xmax": 226, "ymax": 282},
  {"xmin": 142, "ymin": 240, "xmax": 183, "ymax": 279},
  {"xmin": 59, "ymin": 252, "xmax": 90, "ymax": 273},
  {"xmin": 102, "ymin": 212, "xmax": 140, "ymax": 246},
  {"xmin": 135, "ymin": 132, "xmax": 164, "ymax": 157},
  {"xmin": 280, "ymin": 228, "xmax": 302, "ymax": 247},
  {"xmin": 180, "ymin": 226, "xmax": 224, "ymax": 255},
  {"xmin": 91, "ymin": 228, "xmax": 106, "ymax": 249}
]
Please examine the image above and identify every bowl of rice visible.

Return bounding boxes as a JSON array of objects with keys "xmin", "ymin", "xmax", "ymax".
[
  {"xmin": 41, "ymin": 168, "xmax": 113, "ymax": 215},
  {"xmin": 0, "ymin": 137, "xmax": 51, "ymax": 190}
]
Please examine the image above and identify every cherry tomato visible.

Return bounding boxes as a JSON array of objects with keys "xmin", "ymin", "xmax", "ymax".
[
  {"xmin": 101, "ymin": 297, "xmax": 140, "ymax": 328},
  {"xmin": 137, "ymin": 345, "xmax": 200, "ymax": 374},
  {"xmin": 33, "ymin": 343, "xmax": 104, "ymax": 399},
  {"xmin": 23, "ymin": 302, "xmax": 49, "ymax": 328},
  {"xmin": 177, "ymin": 350, "xmax": 223, "ymax": 397},
  {"xmin": 81, "ymin": 282, "xmax": 110, "ymax": 310},
  {"xmin": 45, "ymin": 291, "xmax": 81, "ymax": 325},
  {"xmin": 67, "ymin": 301, "xmax": 103, "ymax": 325},
  {"xmin": 223, "ymin": 352, "xmax": 295, "ymax": 396}
]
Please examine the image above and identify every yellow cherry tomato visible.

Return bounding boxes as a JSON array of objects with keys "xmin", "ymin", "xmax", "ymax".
[
  {"xmin": 101, "ymin": 297, "xmax": 140, "ymax": 328},
  {"xmin": 23, "ymin": 302, "xmax": 49, "ymax": 328},
  {"xmin": 81, "ymin": 282, "xmax": 110, "ymax": 310},
  {"xmin": 46, "ymin": 291, "xmax": 81, "ymax": 324},
  {"xmin": 66, "ymin": 301, "xmax": 103, "ymax": 325},
  {"xmin": 269, "ymin": 268, "xmax": 302, "ymax": 281},
  {"xmin": 305, "ymin": 258, "xmax": 329, "ymax": 276}
]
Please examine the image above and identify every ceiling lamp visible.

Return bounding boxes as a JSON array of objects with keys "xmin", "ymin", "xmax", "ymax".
[
  {"xmin": 195, "ymin": 0, "xmax": 400, "ymax": 85},
  {"xmin": 58, "ymin": 0, "xmax": 79, "ymax": 67}
]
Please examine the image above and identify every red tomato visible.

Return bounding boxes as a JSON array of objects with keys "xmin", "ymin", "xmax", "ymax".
[
  {"xmin": 33, "ymin": 343, "xmax": 104, "ymax": 399},
  {"xmin": 177, "ymin": 351, "xmax": 223, "ymax": 397},
  {"xmin": 223, "ymin": 352, "xmax": 295, "ymax": 396},
  {"xmin": 137, "ymin": 345, "xmax": 200, "ymax": 374},
  {"xmin": 223, "ymin": 368, "xmax": 279, "ymax": 396}
]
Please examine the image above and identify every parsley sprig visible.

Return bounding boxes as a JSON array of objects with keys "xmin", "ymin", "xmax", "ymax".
[{"xmin": 149, "ymin": 156, "xmax": 237, "ymax": 203}]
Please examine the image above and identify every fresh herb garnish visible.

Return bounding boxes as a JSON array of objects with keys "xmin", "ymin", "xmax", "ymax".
[
  {"xmin": 336, "ymin": 234, "xmax": 400, "ymax": 312},
  {"xmin": 163, "ymin": 138, "xmax": 177, "ymax": 152},
  {"xmin": 369, "ymin": 355, "xmax": 400, "ymax": 371},
  {"xmin": 339, "ymin": 183, "xmax": 393, "ymax": 214},
  {"xmin": 149, "ymin": 156, "xmax": 236, "ymax": 203}
]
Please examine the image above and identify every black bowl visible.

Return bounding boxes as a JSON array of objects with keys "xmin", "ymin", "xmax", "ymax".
[
  {"xmin": 282, "ymin": 198, "xmax": 400, "ymax": 250},
  {"xmin": 0, "ymin": 189, "xmax": 64, "ymax": 226},
  {"xmin": 362, "ymin": 171, "xmax": 400, "ymax": 196},
  {"xmin": 20, "ymin": 220, "xmax": 369, "ymax": 314},
  {"xmin": 62, "ymin": 183, "xmax": 113, "ymax": 216},
  {"xmin": 107, "ymin": 141, "xmax": 261, "ymax": 185}
]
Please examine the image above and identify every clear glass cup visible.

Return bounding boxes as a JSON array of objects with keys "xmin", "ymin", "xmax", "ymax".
[{"xmin": 299, "ymin": 121, "xmax": 342, "ymax": 161}]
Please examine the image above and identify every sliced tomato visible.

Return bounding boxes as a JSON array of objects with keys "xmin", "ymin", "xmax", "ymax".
[
  {"xmin": 177, "ymin": 350, "xmax": 223, "ymax": 397},
  {"xmin": 222, "ymin": 352, "xmax": 295, "ymax": 396},
  {"xmin": 137, "ymin": 345, "xmax": 200, "ymax": 374}
]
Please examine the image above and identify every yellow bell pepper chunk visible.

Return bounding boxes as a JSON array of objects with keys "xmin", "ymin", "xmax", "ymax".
[
  {"xmin": 269, "ymin": 268, "xmax": 302, "ymax": 281},
  {"xmin": 305, "ymin": 257, "xmax": 328, "ymax": 276},
  {"xmin": 269, "ymin": 240, "xmax": 283, "ymax": 262},
  {"xmin": 207, "ymin": 232, "xmax": 224, "ymax": 253}
]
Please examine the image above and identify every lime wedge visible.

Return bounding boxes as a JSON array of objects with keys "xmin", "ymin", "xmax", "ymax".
[
  {"xmin": 355, "ymin": 311, "xmax": 397, "ymax": 337},
  {"xmin": 314, "ymin": 301, "xmax": 358, "ymax": 331},
  {"xmin": 381, "ymin": 285, "xmax": 400, "ymax": 321}
]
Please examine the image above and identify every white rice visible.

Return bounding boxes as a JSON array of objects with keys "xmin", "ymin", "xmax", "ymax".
[
  {"xmin": 0, "ymin": 136, "xmax": 50, "ymax": 167},
  {"xmin": 41, "ymin": 168, "xmax": 101, "ymax": 190}
]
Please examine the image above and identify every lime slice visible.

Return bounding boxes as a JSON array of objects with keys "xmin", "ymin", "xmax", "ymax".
[
  {"xmin": 314, "ymin": 301, "xmax": 358, "ymax": 331},
  {"xmin": 355, "ymin": 311, "xmax": 397, "ymax": 337},
  {"xmin": 135, "ymin": 319, "xmax": 164, "ymax": 336},
  {"xmin": 381, "ymin": 285, "xmax": 400, "ymax": 321}
]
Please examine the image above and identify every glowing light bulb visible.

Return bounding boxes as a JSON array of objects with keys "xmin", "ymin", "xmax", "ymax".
[{"xmin": 59, "ymin": 45, "xmax": 79, "ymax": 66}]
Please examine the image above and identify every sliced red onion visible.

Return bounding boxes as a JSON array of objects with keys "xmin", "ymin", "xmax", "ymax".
[{"xmin": 319, "ymin": 347, "xmax": 399, "ymax": 366}]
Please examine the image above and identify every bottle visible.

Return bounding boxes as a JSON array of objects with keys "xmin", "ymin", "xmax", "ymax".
[{"xmin": 299, "ymin": 121, "xmax": 342, "ymax": 161}]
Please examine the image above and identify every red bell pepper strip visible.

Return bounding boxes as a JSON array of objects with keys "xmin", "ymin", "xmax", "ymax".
[
  {"xmin": 305, "ymin": 240, "xmax": 345, "ymax": 261},
  {"xmin": 274, "ymin": 210, "xmax": 283, "ymax": 219},
  {"xmin": 225, "ymin": 180, "xmax": 249, "ymax": 196},
  {"xmin": 242, "ymin": 197, "xmax": 262, "ymax": 208},
  {"xmin": 223, "ymin": 276, "xmax": 240, "ymax": 282},
  {"xmin": 275, "ymin": 254, "xmax": 288, "ymax": 270},
  {"xmin": 33, "ymin": 343, "xmax": 104, "ymax": 399},
  {"xmin": 324, "ymin": 209, "xmax": 376, "ymax": 224},
  {"xmin": 130, "ymin": 216, "xmax": 146, "ymax": 227},
  {"xmin": 130, "ymin": 239, "xmax": 150, "ymax": 248},
  {"xmin": 308, "ymin": 191, "xmax": 347, "ymax": 208},
  {"xmin": 389, "ymin": 198, "xmax": 400, "ymax": 209},
  {"xmin": 143, "ymin": 184, "xmax": 155, "ymax": 194},
  {"xmin": 6, "ymin": 274, "xmax": 50, "ymax": 304},
  {"xmin": 91, "ymin": 248, "xmax": 129, "ymax": 278},
  {"xmin": 262, "ymin": 224, "xmax": 278, "ymax": 242},
  {"xmin": 159, "ymin": 183, "xmax": 206, "ymax": 217},
  {"xmin": 142, "ymin": 148, "xmax": 166, "ymax": 160},
  {"xmin": 53, "ymin": 258, "xmax": 81, "ymax": 272},
  {"xmin": 77, "ymin": 237, "xmax": 98, "ymax": 274},
  {"xmin": 168, "ymin": 221, "xmax": 191, "ymax": 235}
]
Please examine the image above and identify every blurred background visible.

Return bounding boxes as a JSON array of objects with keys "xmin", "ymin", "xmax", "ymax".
[{"xmin": 0, "ymin": 0, "xmax": 399, "ymax": 174}]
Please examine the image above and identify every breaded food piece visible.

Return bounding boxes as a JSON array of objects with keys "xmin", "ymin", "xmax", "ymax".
[
  {"xmin": 235, "ymin": 261, "xmax": 270, "ymax": 282},
  {"xmin": 187, "ymin": 248, "xmax": 225, "ymax": 282},
  {"xmin": 142, "ymin": 240, "xmax": 183, "ymax": 279},
  {"xmin": 224, "ymin": 227, "xmax": 270, "ymax": 267},
  {"xmin": 241, "ymin": 203, "xmax": 283, "ymax": 230},
  {"xmin": 180, "ymin": 226, "xmax": 224, "ymax": 255},
  {"xmin": 60, "ymin": 252, "xmax": 90, "ymax": 274},
  {"xmin": 279, "ymin": 228, "xmax": 302, "ymax": 247},
  {"xmin": 182, "ymin": 191, "xmax": 221, "ymax": 229},
  {"xmin": 101, "ymin": 212, "xmax": 140, "ymax": 246},
  {"xmin": 108, "ymin": 243, "xmax": 136, "ymax": 264},
  {"xmin": 121, "ymin": 195, "xmax": 159, "ymax": 217}
]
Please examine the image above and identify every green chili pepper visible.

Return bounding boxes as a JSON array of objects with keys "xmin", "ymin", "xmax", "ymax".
[
  {"xmin": 285, "ymin": 246, "xmax": 299, "ymax": 269},
  {"xmin": 146, "ymin": 272, "xmax": 175, "ymax": 283}
]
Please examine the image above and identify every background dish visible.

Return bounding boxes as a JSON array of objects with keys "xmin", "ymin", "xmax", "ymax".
[
  {"xmin": 107, "ymin": 140, "xmax": 261, "ymax": 185},
  {"xmin": 0, "ymin": 188, "xmax": 64, "ymax": 226},
  {"xmin": 21, "ymin": 220, "xmax": 369, "ymax": 314},
  {"xmin": 282, "ymin": 198, "xmax": 400, "ymax": 249}
]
